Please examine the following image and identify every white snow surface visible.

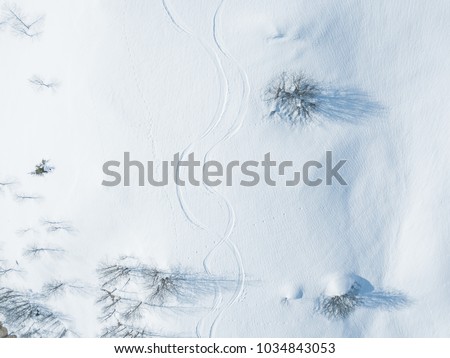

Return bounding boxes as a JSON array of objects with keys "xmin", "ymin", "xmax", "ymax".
[{"xmin": 1, "ymin": 0, "xmax": 450, "ymax": 337}]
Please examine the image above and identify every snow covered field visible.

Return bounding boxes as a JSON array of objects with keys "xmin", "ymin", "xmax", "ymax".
[{"xmin": 1, "ymin": 0, "xmax": 449, "ymax": 337}]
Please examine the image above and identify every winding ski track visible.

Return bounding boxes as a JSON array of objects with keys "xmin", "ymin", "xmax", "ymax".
[{"xmin": 162, "ymin": 0, "xmax": 250, "ymax": 338}]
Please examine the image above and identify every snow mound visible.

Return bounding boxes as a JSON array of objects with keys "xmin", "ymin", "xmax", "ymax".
[{"xmin": 324, "ymin": 273, "xmax": 374, "ymax": 297}]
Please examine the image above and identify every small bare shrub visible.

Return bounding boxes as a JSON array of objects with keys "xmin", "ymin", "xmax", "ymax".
[{"xmin": 318, "ymin": 293, "xmax": 360, "ymax": 320}]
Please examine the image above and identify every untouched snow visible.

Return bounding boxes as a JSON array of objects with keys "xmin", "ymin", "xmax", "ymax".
[{"xmin": 1, "ymin": 0, "xmax": 449, "ymax": 337}]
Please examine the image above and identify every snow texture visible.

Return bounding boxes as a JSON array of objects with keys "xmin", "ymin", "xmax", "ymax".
[{"xmin": 0, "ymin": 0, "xmax": 449, "ymax": 337}]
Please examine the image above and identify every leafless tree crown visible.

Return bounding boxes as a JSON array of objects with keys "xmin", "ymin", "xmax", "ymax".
[
  {"xmin": 29, "ymin": 76, "xmax": 59, "ymax": 91},
  {"xmin": 96, "ymin": 257, "xmax": 227, "ymax": 337},
  {"xmin": 0, "ymin": 288, "xmax": 69, "ymax": 337},
  {"xmin": 2, "ymin": 4, "xmax": 44, "ymax": 38},
  {"xmin": 265, "ymin": 72, "xmax": 320, "ymax": 124}
]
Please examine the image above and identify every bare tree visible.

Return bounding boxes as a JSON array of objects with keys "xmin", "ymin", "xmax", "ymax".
[
  {"xmin": 0, "ymin": 180, "xmax": 15, "ymax": 187},
  {"xmin": 2, "ymin": 4, "xmax": 44, "ymax": 38},
  {"xmin": 29, "ymin": 76, "xmax": 59, "ymax": 91},
  {"xmin": 0, "ymin": 288, "xmax": 69, "ymax": 337},
  {"xmin": 98, "ymin": 259, "xmax": 219, "ymax": 306},
  {"xmin": 265, "ymin": 72, "xmax": 382, "ymax": 124},
  {"xmin": 0, "ymin": 180, "xmax": 16, "ymax": 193},
  {"xmin": 41, "ymin": 219, "xmax": 75, "ymax": 234},
  {"xmin": 317, "ymin": 281, "xmax": 408, "ymax": 320},
  {"xmin": 42, "ymin": 280, "xmax": 85, "ymax": 297},
  {"xmin": 23, "ymin": 244, "xmax": 64, "ymax": 260},
  {"xmin": 0, "ymin": 265, "xmax": 20, "ymax": 278},
  {"xmin": 101, "ymin": 321, "xmax": 158, "ymax": 338},
  {"xmin": 265, "ymin": 72, "xmax": 319, "ymax": 124},
  {"xmin": 15, "ymin": 193, "xmax": 42, "ymax": 202},
  {"xmin": 16, "ymin": 227, "xmax": 36, "ymax": 236},
  {"xmin": 0, "ymin": 254, "xmax": 19, "ymax": 279},
  {"xmin": 317, "ymin": 293, "xmax": 360, "ymax": 320},
  {"xmin": 96, "ymin": 257, "xmax": 228, "ymax": 337},
  {"xmin": 97, "ymin": 287, "xmax": 148, "ymax": 325},
  {"xmin": 98, "ymin": 259, "xmax": 145, "ymax": 288}
]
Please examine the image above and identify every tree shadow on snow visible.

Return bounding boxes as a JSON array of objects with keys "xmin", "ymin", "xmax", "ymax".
[
  {"xmin": 359, "ymin": 290, "xmax": 409, "ymax": 310},
  {"xmin": 317, "ymin": 274, "xmax": 410, "ymax": 320},
  {"xmin": 316, "ymin": 87, "xmax": 384, "ymax": 123}
]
